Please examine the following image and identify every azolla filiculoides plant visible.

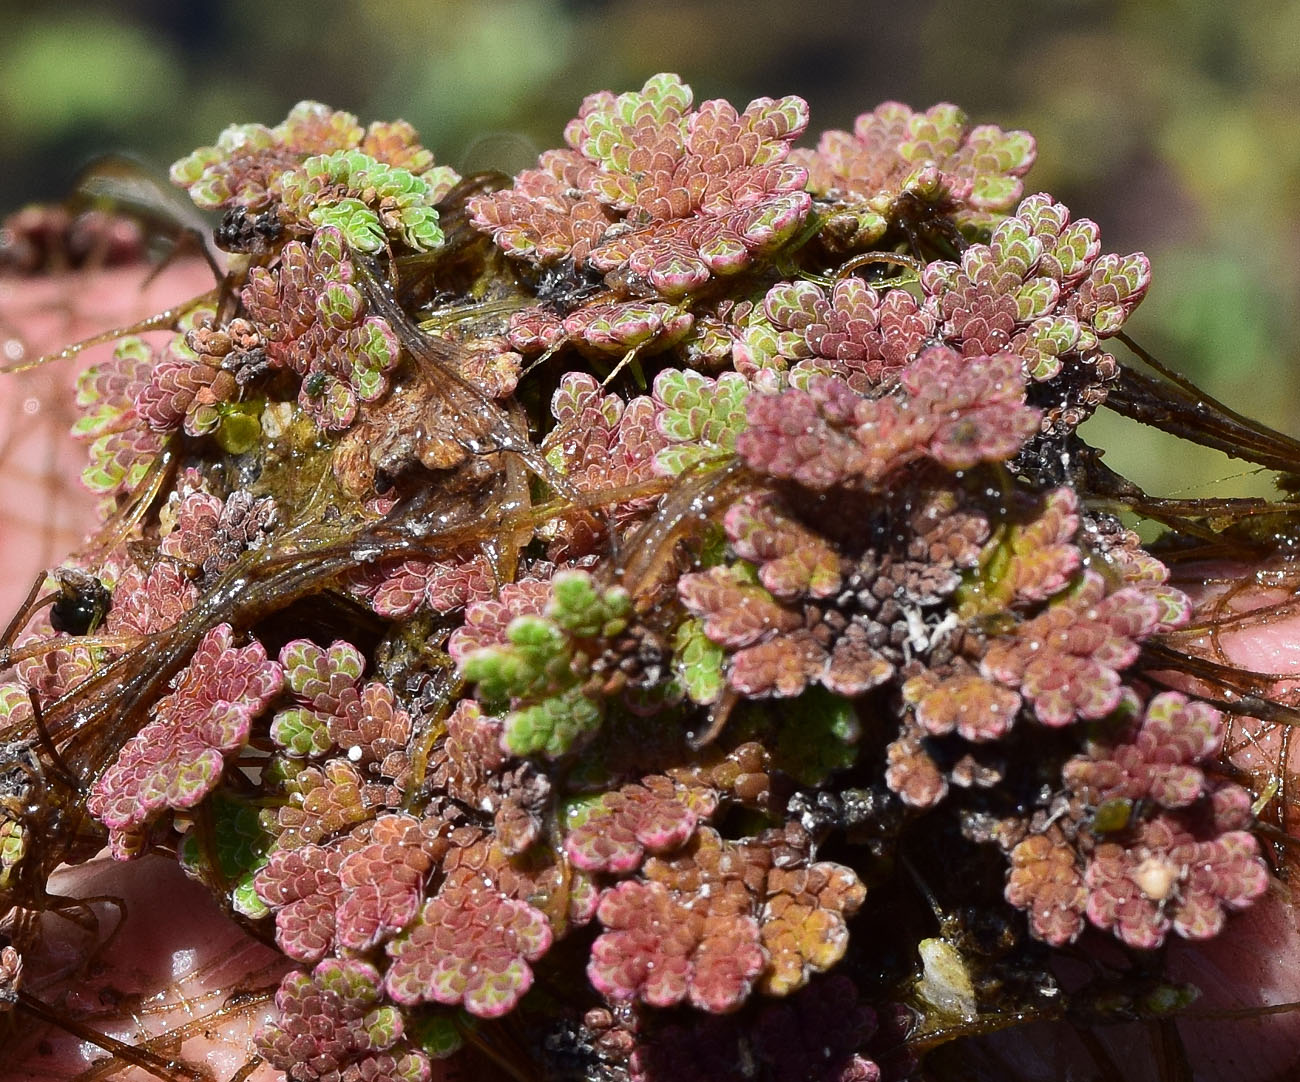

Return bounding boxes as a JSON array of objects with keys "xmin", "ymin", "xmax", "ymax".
[{"xmin": 4, "ymin": 76, "xmax": 1300, "ymax": 1081}]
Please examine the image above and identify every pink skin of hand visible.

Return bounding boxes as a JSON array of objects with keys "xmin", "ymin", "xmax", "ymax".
[
  {"xmin": 0, "ymin": 262, "xmax": 217, "ymax": 616},
  {"xmin": 3, "ymin": 262, "xmax": 1300, "ymax": 1081},
  {"xmin": 6, "ymin": 855, "xmax": 289, "ymax": 1082}
]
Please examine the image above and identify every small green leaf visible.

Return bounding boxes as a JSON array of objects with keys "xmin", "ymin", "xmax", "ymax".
[
  {"xmin": 548, "ymin": 571, "xmax": 630, "ymax": 638},
  {"xmin": 673, "ymin": 618, "xmax": 725, "ymax": 706},
  {"xmin": 270, "ymin": 706, "xmax": 333, "ymax": 757},
  {"xmin": 312, "ymin": 198, "xmax": 385, "ymax": 253},
  {"xmin": 232, "ymin": 871, "xmax": 270, "ymax": 919},
  {"xmin": 397, "ymin": 206, "xmax": 445, "ymax": 251}
]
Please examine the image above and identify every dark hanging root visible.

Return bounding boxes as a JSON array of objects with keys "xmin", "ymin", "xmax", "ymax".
[
  {"xmin": 1140, "ymin": 642, "xmax": 1300, "ymax": 725},
  {"xmin": 17, "ymin": 991, "xmax": 207, "ymax": 1082},
  {"xmin": 903, "ymin": 1003, "xmax": 1064, "ymax": 1055},
  {"xmin": 1189, "ymin": 997, "xmax": 1300, "ymax": 1022},
  {"xmin": 1153, "ymin": 1018, "xmax": 1197, "ymax": 1082},
  {"xmin": 1107, "ymin": 365, "xmax": 1300, "ymax": 475},
  {"xmin": 1251, "ymin": 822, "xmax": 1300, "ymax": 856},
  {"xmin": 227, "ymin": 1058, "xmax": 266, "ymax": 1082},
  {"xmin": 18, "ymin": 972, "xmax": 281, "ymax": 1082},
  {"xmin": 1063, "ymin": 435, "xmax": 1300, "ymax": 553},
  {"xmin": 1111, "ymin": 333, "xmax": 1300, "ymax": 476},
  {"xmin": 0, "ymin": 572, "xmax": 45, "ymax": 666},
  {"xmin": 26, "ymin": 688, "xmax": 81, "ymax": 794},
  {"xmin": 612, "ymin": 459, "xmax": 751, "ymax": 600}
]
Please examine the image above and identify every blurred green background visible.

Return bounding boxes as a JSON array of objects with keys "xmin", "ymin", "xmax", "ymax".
[{"xmin": 4, "ymin": 0, "xmax": 1298, "ymax": 500}]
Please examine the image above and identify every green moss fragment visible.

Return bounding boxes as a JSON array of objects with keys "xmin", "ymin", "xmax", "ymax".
[{"xmin": 673, "ymin": 617, "xmax": 725, "ymax": 706}]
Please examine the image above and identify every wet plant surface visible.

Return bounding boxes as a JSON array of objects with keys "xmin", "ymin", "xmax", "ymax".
[{"xmin": 3, "ymin": 79, "xmax": 1300, "ymax": 1081}]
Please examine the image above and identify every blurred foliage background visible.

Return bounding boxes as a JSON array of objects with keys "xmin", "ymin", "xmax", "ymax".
[{"xmin": 3, "ymin": 0, "xmax": 1298, "ymax": 501}]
